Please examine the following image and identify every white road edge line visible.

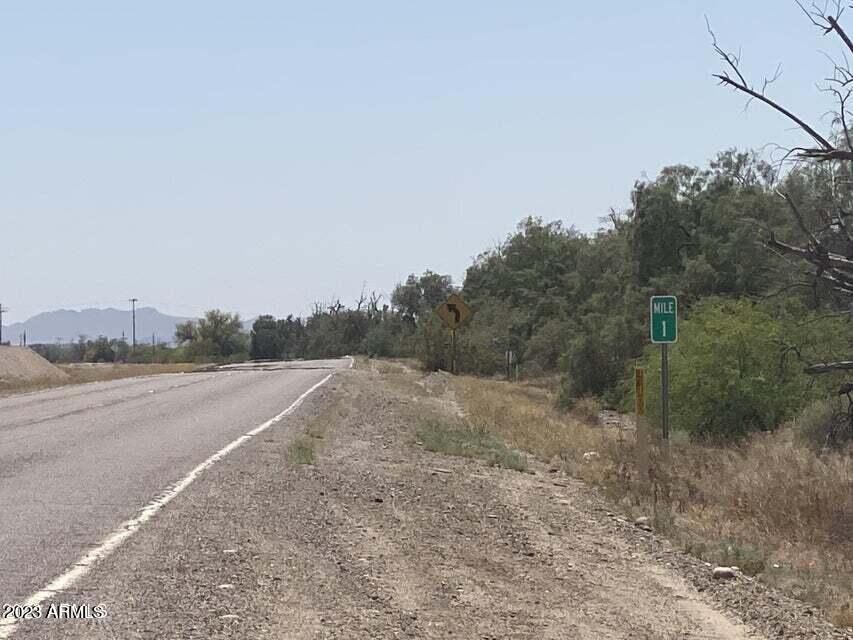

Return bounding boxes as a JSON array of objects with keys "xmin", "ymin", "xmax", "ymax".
[{"xmin": 0, "ymin": 364, "xmax": 345, "ymax": 639}]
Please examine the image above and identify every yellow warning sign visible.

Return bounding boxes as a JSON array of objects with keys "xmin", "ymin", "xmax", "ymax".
[{"xmin": 434, "ymin": 293, "xmax": 472, "ymax": 330}]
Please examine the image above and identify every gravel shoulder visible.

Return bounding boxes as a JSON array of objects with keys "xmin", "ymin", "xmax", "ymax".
[{"xmin": 12, "ymin": 361, "xmax": 851, "ymax": 639}]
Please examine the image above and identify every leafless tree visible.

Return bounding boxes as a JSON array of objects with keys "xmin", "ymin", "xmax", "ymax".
[
  {"xmin": 367, "ymin": 291, "xmax": 383, "ymax": 321},
  {"xmin": 712, "ymin": 1, "xmax": 853, "ymax": 374},
  {"xmin": 355, "ymin": 282, "xmax": 368, "ymax": 312}
]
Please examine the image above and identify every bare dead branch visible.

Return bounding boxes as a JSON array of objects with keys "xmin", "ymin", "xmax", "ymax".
[
  {"xmin": 805, "ymin": 359, "xmax": 853, "ymax": 373},
  {"xmin": 778, "ymin": 190, "xmax": 822, "ymax": 246}
]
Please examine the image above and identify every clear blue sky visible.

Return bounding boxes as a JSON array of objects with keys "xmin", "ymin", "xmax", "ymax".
[{"xmin": 0, "ymin": 1, "xmax": 843, "ymax": 323}]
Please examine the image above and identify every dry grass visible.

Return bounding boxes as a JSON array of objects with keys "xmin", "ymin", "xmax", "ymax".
[
  {"xmin": 284, "ymin": 389, "xmax": 347, "ymax": 465},
  {"xmin": 416, "ymin": 418, "xmax": 528, "ymax": 471},
  {"xmin": 0, "ymin": 363, "xmax": 200, "ymax": 397},
  {"xmin": 449, "ymin": 374, "xmax": 853, "ymax": 629},
  {"xmin": 568, "ymin": 395, "xmax": 602, "ymax": 426},
  {"xmin": 60, "ymin": 363, "xmax": 201, "ymax": 383},
  {"xmin": 456, "ymin": 377, "xmax": 613, "ymax": 484},
  {"xmin": 287, "ymin": 435, "xmax": 317, "ymax": 465}
]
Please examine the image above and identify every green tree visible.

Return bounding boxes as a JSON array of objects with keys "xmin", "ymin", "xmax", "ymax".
[
  {"xmin": 85, "ymin": 336, "xmax": 115, "ymax": 363},
  {"xmin": 391, "ymin": 271, "xmax": 453, "ymax": 322},
  {"xmin": 277, "ymin": 315, "xmax": 305, "ymax": 359},
  {"xmin": 111, "ymin": 338, "xmax": 130, "ymax": 362},
  {"xmin": 391, "ymin": 275, "xmax": 421, "ymax": 322},
  {"xmin": 250, "ymin": 315, "xmax": 283, "ymax": 360},
  {"xmin": 175, "ymin": 310, "xmax": 247, "ymax": 360},
  {"xmin": 174, "ymin": 320, "xmax": 196, "ymax": 344}
]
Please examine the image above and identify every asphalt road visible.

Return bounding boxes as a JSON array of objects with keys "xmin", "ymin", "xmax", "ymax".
[{"xmin": 0, "ymin": 359, "xmax": 347, "ymax": 606}]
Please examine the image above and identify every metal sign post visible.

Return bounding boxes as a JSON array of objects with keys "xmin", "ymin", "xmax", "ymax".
[
  {"xmin": 650, "ymin": 296, "xmax": 677, "ymax": 441},
  {"xmin": 635, "ymin": 367, "xmax": 645, "ymax": 416},
  {"xmin": 451, "ymin": 329, "xmax": 457, "ymax": 375},
  {"xmin": 661, "ymin": 344, "xmax": 669, "ymax": 440},
  {"xmin": 435, "ymin": 294, "xmax": 472, "ymax": 375},
  {"xmin": 635, "ymin": 367, "xmax": 650, "ymax": 483}
]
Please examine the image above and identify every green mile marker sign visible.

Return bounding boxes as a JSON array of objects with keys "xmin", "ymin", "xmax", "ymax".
[{"xmin": 650, "ymin": 295, "xmax": 677, "ymax": 344}]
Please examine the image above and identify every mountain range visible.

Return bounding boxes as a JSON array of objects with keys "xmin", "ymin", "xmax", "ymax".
[{"xmin": 2, "ymin": 307, "xmax": 194, "ymax": 345}]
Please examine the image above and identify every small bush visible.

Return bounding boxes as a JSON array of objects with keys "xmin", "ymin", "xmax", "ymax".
[
  {"xmin": 416, "ymin": 419, "xmax": 527, "ymax": 471},
  {"xmin": 634, "ymin": 298, "xmax": 811, "ymax": 441},
  {"xmin": 415, "ymin": 316, "xmax": 447, "ymax": 372},
  {"xmin": 364, "ymin": 323, "xmax": 394, "ymax": 358},
  {"xmin": 286, "ymin": 436, "xmax": 316, "ymax": 465},
  {"xmin": 682, "ymin": 536, "xmax": 767, "ymax": 575},
  {"xmin": 795, "ymin": 397, "xmax": 853, "ymax": 451},
  {"xmin": 524, "ymin": 318, "xmax": 571, "ymax": 375},
  {"xmin": 560, "ymin": 309, "xmax": 644, "ymax": 404},
  {"xmin": 568, "ymin": 396, "xmax": 602, "ymax": 426}
]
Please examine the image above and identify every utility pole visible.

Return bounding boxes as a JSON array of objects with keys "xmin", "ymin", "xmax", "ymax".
[
  {"xmin": 129, "ymin": 298, "xmax": 138, "ymax": 349},
  {"xmin": 0, "ymin": 303, "xmax": 8, "ymax": 345}
]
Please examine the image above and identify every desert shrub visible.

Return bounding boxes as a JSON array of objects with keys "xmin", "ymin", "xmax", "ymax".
[
  {"xmin": 634, "ymin": 298, "xmax": 811, "ymax": 441},
  {"xmin": 365, "ymin": 323, "xmax": 395, "ymax": 358},
  {"xmin": 703, "ymin": 431, "xmax": 853, "ymax": 546},
  {"xmin": 84, "ymin": 336, "xmax": 115, "ymax": 363},
  {"xmin": 795, "ymin": 397, "xmax": 853, "ymax": 451},
  {"xmin": 416, "ymin": 418, "xmax": 527, "ymax": 471},
  {"xmin": 415, "ymin": 315, "xmax": 447, "ymax": 371},
  {"xmin": 250, "ymin": 315, "xmax": 284, "ymax": 359},
  {"xmin": 568, "ymin": 396, "xmax": 602, "ymax": 425},
  {"xmin": 524, "ymin": 318, "xmax": 571, "ymax": 375},
  {"xmin": 560, "ymin": 309, "xmax": 642, "ymax": 405}
]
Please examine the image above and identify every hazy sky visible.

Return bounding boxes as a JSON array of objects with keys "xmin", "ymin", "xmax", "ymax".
[{"xmin": 0, "ymin": 1, "xmax": 844, "ymax": 323}]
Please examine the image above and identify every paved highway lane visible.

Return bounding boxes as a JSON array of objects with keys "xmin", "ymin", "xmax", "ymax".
[{"xmin": 0, "ymin": 359, "xmax": 347, "ymax": 606}]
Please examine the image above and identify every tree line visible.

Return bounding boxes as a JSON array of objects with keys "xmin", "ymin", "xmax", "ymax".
[
  {"xmin": 36, "ymin": 3, "xmax": 853, "ymax": 447},
  {"xmin": 239, "ymin": 143, "xmax": 852, "ymax": 446},
  {"xmin": 38, "ymin": 142, "xmax": 852, "ymax": 447}
]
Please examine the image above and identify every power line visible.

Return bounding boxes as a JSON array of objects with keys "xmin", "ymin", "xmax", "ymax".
[
  {"xmin": 0, "ymin": 303, "xmax": 9, "ymax": 345},
  {"xmin": 129, "ymin": 298, "xmax": 138, "ymax": 349}
]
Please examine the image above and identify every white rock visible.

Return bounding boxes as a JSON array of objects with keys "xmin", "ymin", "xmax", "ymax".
[
  {"xmin": 712, "ymin": 566, "xmax": 736, "ymax": 580},
  {"xmin": 582, "ymin": 451, "xmax": 600, "ymax": 462}
]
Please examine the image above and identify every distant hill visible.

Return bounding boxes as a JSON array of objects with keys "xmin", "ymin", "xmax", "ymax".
[{"xmin": 2, "ymin": 307, "xmax": 194, "ymax": 345}]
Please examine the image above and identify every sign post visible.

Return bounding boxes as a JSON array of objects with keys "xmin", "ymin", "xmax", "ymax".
[
  {"xmin": 435, "ymin": 293, "xmax": 473, "ymax": 374},
  {"xmin": 635, "ymin": 367, "xmax": 645, "ymax": 417},
  {"xmin": 635, "ymin": 367, "xmax": 649, "ymax": 484},
  {"xmin": 650, "ymin": 295, "xmax": 677, "ymax": 441},
  {"xmin": 451, "ymin": 329, "xmax": 457, "ymax": 374}
]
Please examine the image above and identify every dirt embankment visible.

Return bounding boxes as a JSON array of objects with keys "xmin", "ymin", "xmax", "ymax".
[
  {"xmin": 0, "ymin": 346, "xmax": 68, "ymax": 386},
  {"xmin": 14, "ymin": 359, "xmax": 852, "ymax": 640}
]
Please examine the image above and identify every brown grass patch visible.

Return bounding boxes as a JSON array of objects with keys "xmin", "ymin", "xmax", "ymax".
[
  {"xmin": 449, "ymin": 374, "xmax": 853, "ymax": 628},
  {"xmin": 0, "ymin": 363, "xmax": 200, "ymax": 397},
  {"xmin": 455, "ymin": 377, "xmax": 615, "ymax": 485},
  {"xmin": 284, "ymin": 388, "xmax": 349, "ymax": 464}
]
